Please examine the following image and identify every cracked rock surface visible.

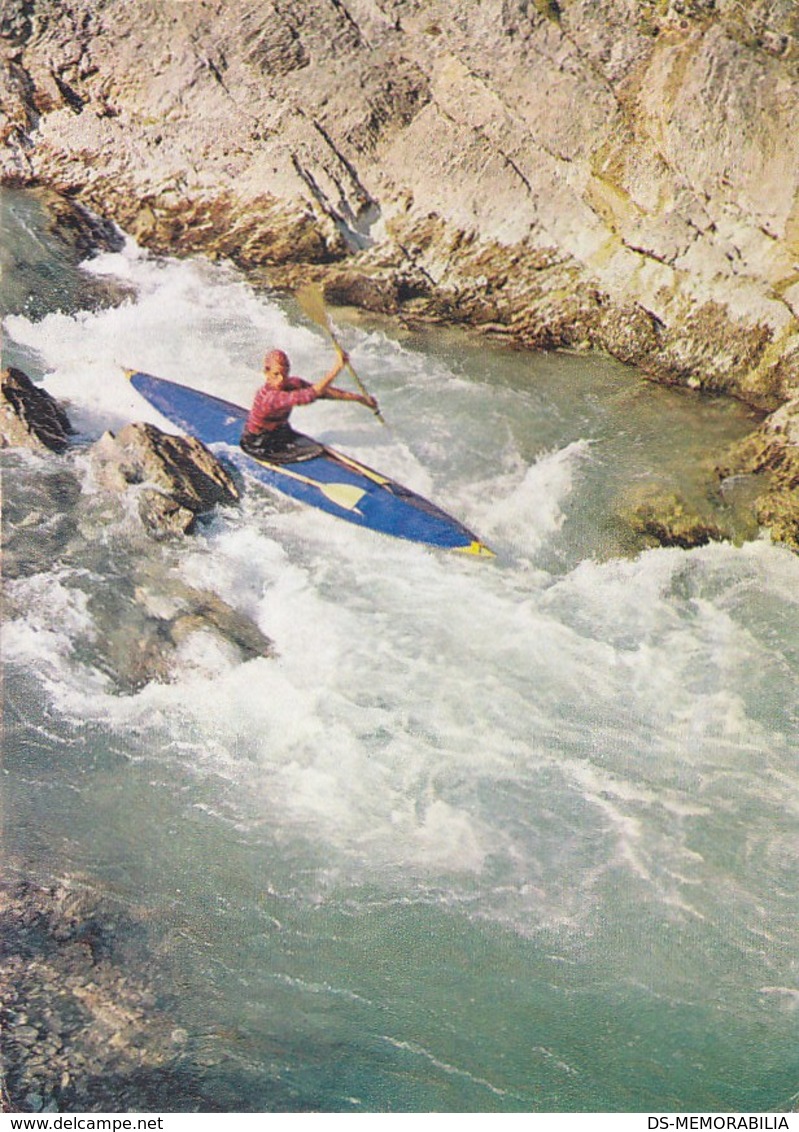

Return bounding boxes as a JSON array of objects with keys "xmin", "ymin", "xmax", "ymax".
[
  {"xmin": 88, "ymin": 421, "xmax": 240, "ymax": 538},
  {"xmin": 2, "ymin": 0, "xmax": 798, "ymax": 547},
  {"xmin": 1, "ymin": 366, "xmax": 73, "ymax": 452},
  {"xmin": 3, "ymin": 0, "xmax": 798, "ymax": 399}
]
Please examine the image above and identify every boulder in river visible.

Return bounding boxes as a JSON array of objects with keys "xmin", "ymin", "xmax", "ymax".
[
  {"xmin": 717, "ymin": 397, "xmax": 799, "ymax": 552},
  {"xmin": 0, "ymin": 367, "xmax": 73, "ymax": 453},
  {"xmin": 163, "ymin": 589, "xmax": 276, "ymax": 664},
  {"xmin": 621, "ymin": 486, "xmax": 727, "ymax": 552},
  {"xmin": 92, "ymin": 576, "xmax": 275, "ymax": 692},
  {"xmin": 88, "ymin": 421, "xmax": 239, "ymax": 538}
]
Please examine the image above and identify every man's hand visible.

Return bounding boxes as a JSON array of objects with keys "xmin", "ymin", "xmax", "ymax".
[{"xmin": 360, "ymin": 393, "xmax": 378, "ymax": 411}]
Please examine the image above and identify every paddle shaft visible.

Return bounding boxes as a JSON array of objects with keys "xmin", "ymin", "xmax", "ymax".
[{"xmin": 329, "ymin": 325, "xmax": 386, "ymax": 425}]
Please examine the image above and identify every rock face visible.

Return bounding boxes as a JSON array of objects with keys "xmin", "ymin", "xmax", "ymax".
[
  {"xmin": 88, "ymin": 421, "xmax": 240, "ymax": 538},
  {"xmin": 718, "ymin": 397, "xmax": 799, "ymax": 551},
  {"xmin": 2, "ymin": 0, "xmax": 799, "ymax": 408},
  {"xmin": 2, "ymin": 0, "xmax": 798, "ymax": 549},
  {"xmin": 1, "ymin": 367, "xmax": 73, "ymax": 452}
]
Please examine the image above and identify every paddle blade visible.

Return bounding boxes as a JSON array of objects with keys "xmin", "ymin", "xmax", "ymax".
[
  {"xmin": 319, "ymin": 483, "xmax": 366, "ymax": 511},
  {"xmin": 296, "ymin": 283, "xmax": 331, "ymax": 331}
]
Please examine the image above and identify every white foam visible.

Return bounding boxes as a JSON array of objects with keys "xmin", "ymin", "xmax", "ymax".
[
  {"xmin": 171, "ymin": 627, "xmax": 242, "ymax": 679},
  {"xmin": 4, "ymin": 569, "xmax": 96, "ymax": 663},
  {"xmin": 758, "ymin": 987, "xmax": 799, "ymax": 1011},
  {"xmin": 381, "ymin": 1037, "xmax": 511, "ymax": 1099},
  {"xmin": 472, "ymin": 439, "xmax": 593, "ymax": 562},
  {"xmin": 11, "ymin": 490, "xmax": 794, "ymax": 901},
  {"xmin": 5, "ymin": 244, "xmax": 350, "ymax": 437},
  {"xmin": 5, "ymin": 238, "xmax": 799, "ymax": 935}
]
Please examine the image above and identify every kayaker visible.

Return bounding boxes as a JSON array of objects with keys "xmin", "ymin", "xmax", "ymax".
[{"xmin": 240, "ymin": 347, "xmax": 377, "ymax": 459}]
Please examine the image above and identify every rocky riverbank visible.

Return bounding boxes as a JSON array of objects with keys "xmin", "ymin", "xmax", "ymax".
[
  {"xmin": 0, "ymin": 877, "xmax": 207, "ymax": 1112},
  {"xmin": 1, "ymin": 0, "xmax": 797, "ymax": 548}
]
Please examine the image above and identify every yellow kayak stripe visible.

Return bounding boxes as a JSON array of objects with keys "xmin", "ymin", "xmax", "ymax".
[{"xmin": 327, "ymin": 448, "xmax": 392, "ymax": 486}]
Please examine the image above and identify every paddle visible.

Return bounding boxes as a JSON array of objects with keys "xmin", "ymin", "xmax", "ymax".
[
  {"xmin": 296, "ymin": 283, "xmax": 386, "ymax": 426},
  {"xmin": 255, "ymin": 457, "xmax": 367, "ymax": 512}
]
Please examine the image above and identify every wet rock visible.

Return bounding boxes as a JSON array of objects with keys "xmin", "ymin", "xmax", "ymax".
[
  {"xmin": 88, "ymin": 594, "xmax": 179, "ymax": 692},
  {"xmin": 32, "ymin": 187, "xmax": 125, "ymax": 260},
  {"xmin": 90, "ymin": 572, "xmax": 274, "ymax": 693},
  {"xmin": 322, "ymin": 270, "xmax": 403, "ymax": 314},
  {"xmin": 3, "ymin": 0, "xmax": 799, "ymax": 411},
  {"xmin": 1, "ymin": 367, "xmax": 72, "ymax": 453},
  {"xmin": 166, "ymin": 591, "xmax": 275, "ymax": 663},
  {"xmin": 137, "ymin": 492, "xmax": 199, "ymax": 540},
  {"xmin": 88, "ymin": 422, "xmax": 239, "ymax": 538},
  {"xmin": 1, "ymin": 187, "xmax": 135, "ymax": 319},
  {"xmin": 0, "ymin": 878, "xmax": 212, "ymax": 1112},
  {"xmin": 622, "ymin": 486, "xmax": 727, "ymax": 551},
  {"xmin": 754, "ymin": 485, "xmax": 799, "ymax": 552},
  {"xmin": 717, "ymin": 398, "xmax": 799, "ymax": 552}
]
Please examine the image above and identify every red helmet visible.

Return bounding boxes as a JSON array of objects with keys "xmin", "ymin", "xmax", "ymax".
[{"xmin": 264, "ymin": 349, "xmax": 289, "ymax": 371}]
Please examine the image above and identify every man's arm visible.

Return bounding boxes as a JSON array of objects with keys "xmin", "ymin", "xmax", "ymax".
[
  {"xmin": 311, "ymin": 351, "xmax": 348, "ymax": 395},
  {"xmin": 321, "ymin": 385, "xmax": 378, "ymax": 409},
  {"xmin": 312, "ymin": 352, "xmax": 378, "ymax": 409}
]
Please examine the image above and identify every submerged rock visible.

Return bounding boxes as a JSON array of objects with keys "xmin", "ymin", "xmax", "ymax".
[
  {"xmin": 88, "ymin": 421, "xmax": 239, "ymax": 538},
  {"xmin": 164, "ymin": 589, "xmax": 275, "ymax": 664},
  {"xmin": 621, "ymin": 486, "xmax": 727, "ymax": 551},
  {"xmin": 717, "ymin": 397, "xmax": 799, "ymax": 552},
  {"xmin": 0, "ymin": 462, "xmax": 82, "ymax": 579},
  {"xmin": 88, "ymin": 569, "xmax": 275, "ymax": 693},
  {"xmin": 0, "ymin": 367, "xmax": 72, "ymax": 453},
  {"xmin": 0, "ymin": 878, "xmax": 214, "ymax": 1112}
]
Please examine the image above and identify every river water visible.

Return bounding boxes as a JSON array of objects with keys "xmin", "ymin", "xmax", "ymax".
[{"xmin": 2, "ymin": 188, "xmax": 798, "ymax": 1113}]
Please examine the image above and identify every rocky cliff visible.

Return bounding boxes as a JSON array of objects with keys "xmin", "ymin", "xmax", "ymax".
[{"xmin": 2, "ymin": 0, "xmax": 798, "ymax": 543}]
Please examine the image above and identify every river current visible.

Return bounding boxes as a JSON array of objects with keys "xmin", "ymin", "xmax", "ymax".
[{"xmin": 2, "ymin": 188, "xmax": 798, "ymax": 1113}]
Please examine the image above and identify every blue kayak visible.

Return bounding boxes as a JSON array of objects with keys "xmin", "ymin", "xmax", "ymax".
[{"xmin": 125, "ymin": 370, "xmax": 494, "ymax": 556}]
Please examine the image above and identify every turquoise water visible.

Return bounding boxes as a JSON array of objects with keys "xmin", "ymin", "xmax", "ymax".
[{"xmin": 2, "ymin": 188, "xmax": 797, "ymax": 1112}]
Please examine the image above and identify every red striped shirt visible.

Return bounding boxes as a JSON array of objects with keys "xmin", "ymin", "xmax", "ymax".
[{"xmin": 245, "ymin": 377, "xmax": 318, "ymax": 433}]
